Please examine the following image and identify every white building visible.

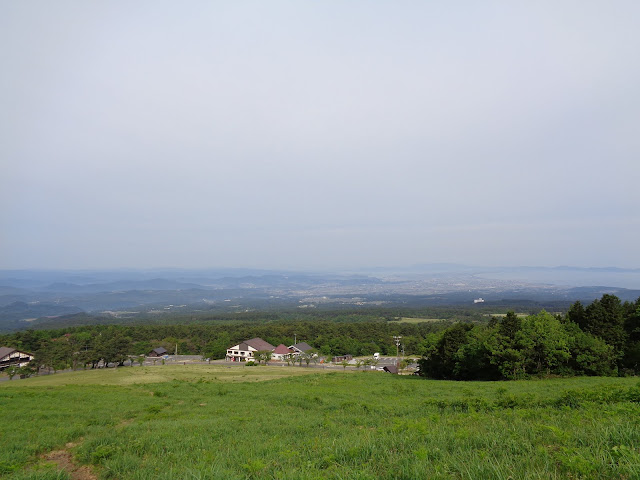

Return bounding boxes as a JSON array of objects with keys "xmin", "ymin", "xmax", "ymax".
[
  {"xmin": 226, "ymin": 337, "xmax": 275, "ymax": 362},
  {"xmin": 0, "ymin": 347, "xmax": 34, "ymax": 371},
  {"xmin": 272, "ymin": 344, "xmax": 294, "ymax": 361},
  {"xmin": 289, "ymin": 342, "xmax": 314, "ymax": 355}
]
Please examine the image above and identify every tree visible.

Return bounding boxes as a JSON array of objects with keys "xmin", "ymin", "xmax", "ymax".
[
  {"xmin": 499, "ymin": 312, "xmax": 522, "ymax": 339},
  {"xmin": 340, "ymin": 359, "xmax": 350, "ymax": 369},
  {"xmin": 253, "ymin": 350, "xmax": 272, "ymax": 365},
  {"xmin": 302, "ymin": 349, "xmax": 317, "ymax": 367},
  {"xmin": 418, "ymin": 323, "xmax": 473, "ymax": 379},
  {"xmin": 566, "ymin": 301, "xmax": 587, "ymax": 328},
  {"xmin": 202, "ymin": 332, "xmax": 231, "ymax": 360},
  {"xmin": 584, "ymin": 295, "xmax": 627, "ymax": 359},
  {"xmin": 398, "ymin": 358, "xmax": 410, "ymax": 374},
  {"xmin": 6, "ymin": 366, "xmax": 19, "ymax": 380},
  {"xmin": 18, "ymin": 363, "xmax": 37, "ymax": 378},
  {"xmin": 564, "ymin": 322, "xmax": 616, "ymax": 376},
  {"xmin": 622, "ymin": 303, "xmax": 640, "ymax": 373},
  {"xmin": 455, "ymin": 325, "xmax": 501, "ymax": 380},
  {"xmin": 517, "ymin": 311, "xmax": 570, "ymax": 376}
]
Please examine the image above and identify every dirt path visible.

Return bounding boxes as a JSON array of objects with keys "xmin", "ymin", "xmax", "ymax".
[{"xmin": 43, "ymin": 443, "xmax": 98, "ymax": 480}]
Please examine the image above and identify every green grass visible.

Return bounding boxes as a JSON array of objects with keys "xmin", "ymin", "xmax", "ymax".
[
  {"xmin": 396, "ymin": 317, "xmax": 448, "ymax": 323},
  {"xmin": 0, "ymin": 364, "xmax": 324, "ymax": 387},
  {"xmin": 2, "ymin": 366, "xmax": 640, "ymax": 479}
]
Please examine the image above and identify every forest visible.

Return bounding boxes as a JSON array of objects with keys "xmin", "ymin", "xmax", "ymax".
[{"xmin": 418, "ymin": 294, "xmax": 640, "ymax": 380}]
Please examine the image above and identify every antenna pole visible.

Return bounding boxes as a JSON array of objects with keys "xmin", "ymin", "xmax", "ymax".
[{"xmin": 393, "ymin": 336, "xmax": 402, "ymax": 366}]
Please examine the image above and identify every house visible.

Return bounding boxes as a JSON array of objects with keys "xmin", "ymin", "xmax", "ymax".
[
  {"xmin": 383, "ymin": 365, "xmax": 398, "ymax": 374},
  {"xmin": 0, "ymin": 347, "xmax": 34, "ymax": 371},
  {"xmin": 148, "ymin": 347, "xmax": 168, "ymax": 357},
  {"xmin": 289, "ymin": 342, "xmax": 314, "ymax": 355},
  {"xmin": 332, "ymin": 354, "xmax": 353, "ymax": 363},
  {"xmin": 226, "ymin": 337, "xmax": 275, "ymax": 362},
  {"xmin": 272, "ymin": 344, "xmax": 294, "ymax": 361}
]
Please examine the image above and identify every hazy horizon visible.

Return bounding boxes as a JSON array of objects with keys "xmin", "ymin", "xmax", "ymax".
[{"xmin": 2, "ymin": 2, "xmax": 639, "ymax": 271}]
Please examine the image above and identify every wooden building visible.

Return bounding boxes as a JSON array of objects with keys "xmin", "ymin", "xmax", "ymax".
[
  {"xmin": 0, "ymin": 347, "xmax": 34, "ymax": 371},
  {"xmin": 148, "ymin": 347, "xmax": 168, "ymax": 357}
]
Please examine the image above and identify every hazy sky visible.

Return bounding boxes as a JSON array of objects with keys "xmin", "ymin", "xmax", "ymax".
[{"xmin": 1, "ymin": 1, "xmax": 639, "ymax": 270}]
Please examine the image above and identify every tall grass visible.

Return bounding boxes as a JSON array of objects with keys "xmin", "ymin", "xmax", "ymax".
[{"xmin": 2, "ymin": 367, "xmax": 639, "ymax": 479}]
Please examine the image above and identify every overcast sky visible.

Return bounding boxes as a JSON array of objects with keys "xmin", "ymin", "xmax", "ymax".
[{"xmin": 1, "ymin": 1, "xmax": 639, "ymax": 270}]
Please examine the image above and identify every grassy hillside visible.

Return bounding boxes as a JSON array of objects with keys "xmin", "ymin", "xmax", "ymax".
[{"xmin": 2, "ymin": 367, "xmax": 640, "ymax": 479}]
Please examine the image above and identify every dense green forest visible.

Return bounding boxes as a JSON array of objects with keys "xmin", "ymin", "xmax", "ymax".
[
  {"xmin": 1, "ymin": 303, "xmax": 538, "ymax": 332},
  {"xmin": 418, "ymin": 294, "xmax": 640, "ymax": 380}
]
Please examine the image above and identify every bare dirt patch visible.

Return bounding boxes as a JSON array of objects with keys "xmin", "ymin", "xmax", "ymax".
[
  {"xmin": 43, "ymin": 447, "xmax": 97, "ymax": 480},
  {"xmin": 117, "ymin": 418, "xmax": 134, "ymax": 428}
]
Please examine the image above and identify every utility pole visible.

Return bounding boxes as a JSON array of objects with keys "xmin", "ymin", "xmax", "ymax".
[{"xmin": 393, "ymin": 336, "xmax": 402, "ymax": 366}]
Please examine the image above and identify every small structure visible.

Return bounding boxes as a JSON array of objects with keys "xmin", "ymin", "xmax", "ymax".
[
  {"xmin": 0, "ymin": 347, "xmax": 34, "ymax": 371},
  {"xmin": 332, "ymin": 354, "xmax": 353, "ymax": 363},
  {"xmin": 148, "ymin": 347, "xmax": 168, "ymax": 357},
  {"xmin": 383, "ymin": 365, "xmax": 398, "ymax": 374},
  {"xmin": 226, "ymin": 337, "xmax": 275, "ymax": 362},
  {"xmin": 289, "ymin": 342, "xmax": 314, "ymax": 355},
  {"xmin": 272, "ymin": 344, "xmax": 294, "ymax": 361},
  {"xmin": 474, "ymin": 298, "xmax": 485, "ymax": 304}
]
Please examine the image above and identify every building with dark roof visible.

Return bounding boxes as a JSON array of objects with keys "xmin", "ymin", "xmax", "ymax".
[
  {"xmin": 0, "ymin": 347, "xmax": 34, "ymax": 371},
  {"xmin": 148, "ymin": 347, "xmax": 168, "ymax": 357},
  {"xmin": 289, "ymin": 342, "xmax": 314, "ymax": 354},
  {"xmin": 226, "ymin": 338, "xmax": 276, "ymax": 362}
]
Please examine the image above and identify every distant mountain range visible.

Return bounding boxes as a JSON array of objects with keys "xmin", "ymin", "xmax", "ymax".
[{"xmin": 0, "ymin": 265, "xmax": 638, "ymax": 332}]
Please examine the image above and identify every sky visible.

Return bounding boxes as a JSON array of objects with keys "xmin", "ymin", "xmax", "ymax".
[{"xmin": 1, "ymin": 1, "xmax": 639, "ymax": 271}]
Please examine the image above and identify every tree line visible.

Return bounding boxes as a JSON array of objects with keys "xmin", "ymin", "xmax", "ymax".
[
  {"xmin": 0, "ymin": 318, "xmax": 450, "ymax": 374},
  {"xmin": 418, "ymin": 294, "xmax": 640, "ymax": 380}
]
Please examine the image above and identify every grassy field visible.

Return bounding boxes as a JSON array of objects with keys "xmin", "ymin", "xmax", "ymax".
[
  {"xmin": 396, "ymin": 317, "xmax": 448, "ymax": 323},
  {"xmin": 2, "ymin": 366, "xmax": 640, "ymax": 480},
  {"xmin": 0, "ymin": 364, "xmax": 324, "ymax": 387}
]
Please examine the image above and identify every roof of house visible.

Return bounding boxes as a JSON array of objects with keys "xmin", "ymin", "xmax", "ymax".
[
  {"xmin": 383, "ymin": 365, "xmax": 399, "ymax": 374},
  {"xmin": 152, "ymin": 347, "xmax": 168, "ymax": 355},
  {"xmin": 0, "ymin": 347, "xmax": 16, "ymax": 359},
  {"xmin": 273, "ymin": 344, "xmax": 292, "ymax": 355},
  {"xmin": 290, "ymin": 342, "xmax": 313, "ymax": 352},
  {"xmin": 244, "ymin": 338, "xmax": 275, "ymax": 351},
  {"xmin": 0, "ymin": 347, "xmax": 32, "ymax": 360}
]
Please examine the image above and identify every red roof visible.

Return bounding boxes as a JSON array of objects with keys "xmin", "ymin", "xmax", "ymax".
[{"xmin": 273, "ymin": 344, "xmax": 292, "ymax": 354}]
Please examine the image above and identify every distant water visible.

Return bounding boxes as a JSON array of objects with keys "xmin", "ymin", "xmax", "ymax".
[{"xmin": 478, "ymin": 270, "xmax": 640, "ymax": 290}]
